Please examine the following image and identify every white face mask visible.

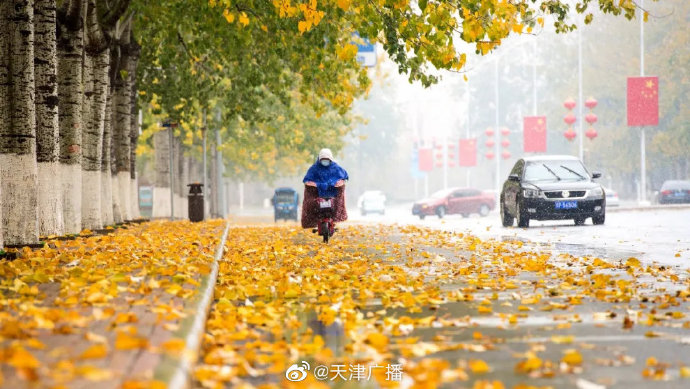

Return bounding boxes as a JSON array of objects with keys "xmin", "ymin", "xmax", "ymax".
[{"xmin": 320, "ymin": 159, "xmax": 331, "ymax": 167}]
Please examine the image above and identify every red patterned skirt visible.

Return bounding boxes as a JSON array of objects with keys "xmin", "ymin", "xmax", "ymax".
[{"xmin": 301, "ymin": 186, "xmax": 348, "ymax": 228}]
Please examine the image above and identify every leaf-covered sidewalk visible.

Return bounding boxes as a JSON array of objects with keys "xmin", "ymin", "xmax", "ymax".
[
  {"xmin": 197, "ymin": 224, "xmax": 690, "ymax": 389},
  {"xmin": 0, "ymin": 220, "xmax": 225, "ymax": 388}
]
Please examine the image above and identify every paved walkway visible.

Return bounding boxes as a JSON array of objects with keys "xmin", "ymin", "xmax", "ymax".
[{"xmin": 0, "ymin": 220, "xmax": 225, "ymax": 388}]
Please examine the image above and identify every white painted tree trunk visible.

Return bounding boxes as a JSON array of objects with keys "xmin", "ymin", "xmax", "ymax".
[
  {"xmin": 37, "ymin": 162, "xmax": 62, "ymax": 235},
  {"xmin": 111, "ymin": 174, "xmax": 122, "ymax": 223},
  {"xmin": 152, "ymin": 187, "xmax": 172, "ymax": 218},
  {"xmin": 118, "ymin": 171, "xmax": 131, "ymax": 221},
  {"xmin": 34, "ymin": 0, "xmax": 63, "ymax": 237},
  {"xmin": 79, "ymin": 50, "xmax": 101, "ymax": 230},
  {"xmin": 61, "ymin": 163, "xmax": 81, "ymax": 233},
  {"xmin": 81, "ymin": 53, "xmax": 108, "ymax": 229},
  {"xmin": 57, "ymin": 0, "xmax": 84, "ymax": 235},
  {"xmin": 152, "ymin": 130, "xmax": 171, "ymax": 218},
  {"xmin": 81, "ymin": 170, "xmax": 101, "ymax": 229},
  {"xmin": 1, "ymin": 155, "xmax": 40, "ymax": 244},
  {"xmin": 101, "ymin": 92, "xmax": 113, "ymax": 225},
  {"xmin": 1, "ymin": 0, "xmax": 40, "ymax": 245},
  {"xmin": 130, "ymin": 176, "xmax": 140, "ymax": 219}
]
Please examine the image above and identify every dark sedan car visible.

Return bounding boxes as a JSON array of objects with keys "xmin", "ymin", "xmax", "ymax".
[
  {"xmin": 412, "ymin": 188, "xmax": 494, "ymax": 219},
  {"xmin": 658, "ymin": 180, "xmax": 690, "ymax": 204},
  {"xmin": 500, "ymin": 156, "xmax": 606, "ymax": 227}
]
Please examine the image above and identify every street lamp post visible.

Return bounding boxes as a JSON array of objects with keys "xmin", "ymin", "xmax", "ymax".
[
  {"xmin": 577, "ymin": 15, "xmax": 584, "ymax": 161},
  {"xmin": 639, "ymin": 0, "xmax": 647, "ymax": 204},
  {"xmin": 494, "ymin": 58, "xmax": 501, "ymax": 209}
]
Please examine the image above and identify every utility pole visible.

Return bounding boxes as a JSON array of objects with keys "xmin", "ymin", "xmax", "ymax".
[
  {"xmin": 639, "ymin": 0, "xmax": 647, "ymax": 204},
  {"xmin": 465, "ymin": 80, "xmax": 471, "ymax": 187},
  {"xmin": 532, "ymin": 38, "xmax": 538, "ymax": 116},
  {"xmin": 577, "ymin": 15, "xmax": 584, "ymax": 161},
  {"xmin": 494, "ymin": 58, "xmax": 501, "ymax": 209}
]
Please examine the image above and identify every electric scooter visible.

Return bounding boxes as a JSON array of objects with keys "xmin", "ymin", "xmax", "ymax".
[{"xmin": 306, "ymin": 181, "xmax": 344, "ymax": 243}]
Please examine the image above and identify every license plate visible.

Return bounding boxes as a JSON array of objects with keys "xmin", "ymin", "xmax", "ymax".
[
  {"xmin": 319, "ymin": 199, "xmax": 332, "ymax": 208},
  {"xmin": 555, "ymin": 201, "xmax": 578, "ymax": 209}
]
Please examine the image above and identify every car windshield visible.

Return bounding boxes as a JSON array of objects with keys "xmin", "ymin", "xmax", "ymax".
[
  {"xmin": 362, "ymin": 191, "xmax": 383, "ymax": 199},
  {"xmin": 275, "ymin": 193, "xmax": 294, "ymax": 203},
  {"xmin": 430, "ymin": 189, "xmax": 453, "ymax": 199},
  {"xmin": 524, "ymin": 160, "xmax": 589, "ymax": 182},
  {"xmin": 662, "ymin": 180, "xmax": 690, "ymax": 190}
]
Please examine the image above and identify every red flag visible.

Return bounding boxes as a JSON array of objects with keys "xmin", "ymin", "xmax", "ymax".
[
  {"xmin": 458, "ymin": 139, "xmax": 477, "ymax": 167},
  {"xmin": 627, "ymin": 76, "xmax": 658, "ymax": 126},
  {"xmin": 523, "ymin": 116, "xmax": 547, "ymax": 152},
  {"xmin": 418, "ymin": 148, "xmax": 433, "ymax": 172}
]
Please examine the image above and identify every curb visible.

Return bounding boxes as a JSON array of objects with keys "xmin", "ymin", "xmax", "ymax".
[
  {"xmin": 607, "ymin": 204, "xmax": 690, "ymax": 213},
  {"xmin": 154, "ymin": 221, "xmax": 231, "ymax": 389}
]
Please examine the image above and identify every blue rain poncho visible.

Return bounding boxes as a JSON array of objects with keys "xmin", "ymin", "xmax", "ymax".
[{"xmin": 303, "ymin": 161, "xmax": 349, "ymax": 198}]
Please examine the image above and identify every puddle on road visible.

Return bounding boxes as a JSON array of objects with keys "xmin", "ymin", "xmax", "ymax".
[{"xmin": 495, "ymin": 234, "xmax": 644, "ymax": 262}]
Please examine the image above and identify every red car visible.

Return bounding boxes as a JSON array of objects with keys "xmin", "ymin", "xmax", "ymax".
[{"xmin": 412, "ymin": 188, "xmax": 495, "ymax": 219}]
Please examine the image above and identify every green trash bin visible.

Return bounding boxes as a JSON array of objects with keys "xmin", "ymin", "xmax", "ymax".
[{"xmin": 188, "ymin": 183, "xmax": 204, "ymax": 222}]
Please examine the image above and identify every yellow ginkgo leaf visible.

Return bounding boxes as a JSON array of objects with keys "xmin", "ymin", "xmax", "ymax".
[
  {"xmin": 239, "ymin": 12, "xmax": 249, "ymax": 26},
  {"xmin": 562, "ymin": 349, "xmax": 583, "ymax": 366},
  {"xmin": 80, "ymin": 344, "xmax": 108, "ymax": 360},
  {"xmin": 222, "ymin": 9, "xmax": 235, "ymax": 23},
  {"xmin": 115, "ymin": 332, "xmax": 149, "ymax": 350},
  {"xmin": 76, "ymin": 365, "xmax": 113, "ymax": 381},
  {"xmin": 161, "ymin": 339, "xmax": 186, "ymax": 353},
  {"xmin": 469, "ymin": 359, "xmax": 490, "ymax": 374}
]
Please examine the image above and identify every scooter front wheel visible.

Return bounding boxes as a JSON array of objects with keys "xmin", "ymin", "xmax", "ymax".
[{"xmin": 321, "ymin": 221, "xmax": 330, "ymax": 243}]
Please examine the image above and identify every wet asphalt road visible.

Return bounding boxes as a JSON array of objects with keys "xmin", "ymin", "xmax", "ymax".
[
  {"xmin": 351, "ymin": 205, "xmax": 690, "ymax": 266},
  {"xmin": 347, "ymin": 205, "xmax": 690, "ymax": 388},
  {"xmin": 227, "ymin": 204, "xmax": 690, "ymax": 388}
]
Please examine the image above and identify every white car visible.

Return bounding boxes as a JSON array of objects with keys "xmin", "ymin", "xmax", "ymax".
[
  {"xmin": 358, "ymin": 190, "xmax": 386, "ymax": 216},
  {"xmin": 604, "ymin": 187, "xmax": 619, "ymax": 207}
]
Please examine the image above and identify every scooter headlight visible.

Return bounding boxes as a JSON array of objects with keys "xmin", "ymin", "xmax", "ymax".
[{"xmin": 523, "ymin": 189, "xmax": 541, "ymax": 198}]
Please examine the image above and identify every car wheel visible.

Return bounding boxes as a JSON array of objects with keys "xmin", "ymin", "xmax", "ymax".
[
  {"xmin": 574, "ymin": 217, "xmax": 586, "ymax": 226},
  {"xmin": 516, "ymin": 202, "xmax": 529, "ymax": 228},
  {"xmin": 592, "ymin": 212, "xmax": 605, "ymax": 225},
  {"xmin": 435, "ymin": 206, "xmax": 446, "ymax": 219},
  {"xmin": 461, "ymin": 213, "xmax": 469, "ymax": 218},
  {"xmin": 361, "ymin": 210, "xmax": 366, "ymax": 216},
  {"xmin": 419, "ymin": 215, "xmax": 425, "ymax": 220},
  {"xmin": 479, "ymin": 204, "xmax": 490, "ymax": 217},
  {"xmin": 500, "ymin": 201, "xmax": 514, "ymax": 227}
]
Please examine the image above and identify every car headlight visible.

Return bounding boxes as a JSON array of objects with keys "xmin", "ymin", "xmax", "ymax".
[
  {"xmin": 590, "ymin": 187, "xmax": 603, "ymax": 197},
  {"xmin": 523, "ymin": 189, "xmax": 541, "ymax": 198}
]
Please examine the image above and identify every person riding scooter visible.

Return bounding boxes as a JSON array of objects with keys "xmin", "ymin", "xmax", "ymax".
[{"xmin": 301, "ymin": 148, "xmax": 349, "ymax": 231}]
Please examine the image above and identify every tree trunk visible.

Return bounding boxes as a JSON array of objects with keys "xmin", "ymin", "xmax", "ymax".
[
  {"xmin": 0, "ymin": 0, "xmax": 8, "ymax": 248},
  {"xmin": 209, "ymin": 147, "xmax": 217, "ymax": 217},
  {"xmin": 152, "ymin": 129, "xmax": 171, "ymax": 218},
  {"xmin": 173, "ymin": 137, "xmax": 185, "ymax": 218},
  {"xmin": 101, "ymin": 91, "xmax": 114, "ymax": 225},
  {"xmin": 128, "ymin": 39, "xmax": 140, "ymax": 219},
  {"xmin": 57, "ymin": 0, "xmax": 84, "ymax": 234},
  {"xmin": 34, "ymin": 0, "xmax": 63, "ymax": 237},
  {"xmin": 80, "ymin": 46, "xmax": 98, "ymax": 230},
  {"xmin": 80, "ymin": 0, "xmax": 110, "ymax": 230},
  {"xmin": 112, "ymin": 26, "xmax": 132, "ymax": 222},
  {"xmin": 0, "ymin": 0, "xmax": 40, "ymax": 246}
]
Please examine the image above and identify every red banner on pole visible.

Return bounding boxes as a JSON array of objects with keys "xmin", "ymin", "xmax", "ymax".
[
  {"xmin": 458, "ymin": 139, "xmax": 477, "ymax": 167},
  {"xmin": 418, "ymin": 148, "xmax": 433, "ymax": 172},
  {"xmin": 627, "ymin": 76, "xmax": 658, "ymax": 126},
  {"xmin": 523, "ymin": 116, "xmax": 547, "ymax": 152}
]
